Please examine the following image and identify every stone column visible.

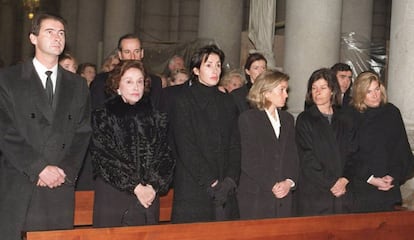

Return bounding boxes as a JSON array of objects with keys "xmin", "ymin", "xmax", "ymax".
[
  {"xmin": 283, "ymin": 0, "xmax": 342, "ymax": 115},
  {"xmin": 138, "ymin": 0, "xmax": 171, "ymax": 42},
  {"xmin": 198, "ymin": 0, "xmax": 243, "ymax": 69},
  {"xmin": 178, "ymin": 0, "xmax": 199, "ymax": 41},
  {"xmin": 103, "ymin": 0, "xmax": 136, "ymax": 58},
  {"xmin": 59, "ymin": 0, "xmax": 79, "ymax": 53},
  {"xmin": 340, "ymin": 0, "xmax": 373, "ymax": 72},
  {"xmin": 383, "ymin": 0, "xmax": 414, "ymax": 209},
  {"xmin": 75, "ymin": 0, "xmax": 104, "ymax": 64},
  {"xmin": 341, "ymin": 0, "xmax": 373, "ymax": 41},
  {"xmin": 388, "ymin": 0, "xmax": 414, "ymax": 135}
]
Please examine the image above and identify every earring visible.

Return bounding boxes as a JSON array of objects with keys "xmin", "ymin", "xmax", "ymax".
[{"xmin": 117, "ymin": 89, "xmax": 121, "ymax": 95}]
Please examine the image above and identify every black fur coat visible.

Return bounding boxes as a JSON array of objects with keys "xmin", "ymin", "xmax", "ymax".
[{"xmin": 90, "ymin": 95, "xmax": 174, "ymax": 195}]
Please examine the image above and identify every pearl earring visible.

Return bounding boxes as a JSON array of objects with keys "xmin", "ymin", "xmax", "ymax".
[{"xmin": 117, "ymin": 89, "xmax": 121, "ymax": 95}]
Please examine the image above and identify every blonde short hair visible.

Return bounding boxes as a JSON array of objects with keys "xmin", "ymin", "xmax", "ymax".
[
  {"xmin": 219, "ymin": 69, "xmax": 245, "ymax": 87},
  {"xmin": 352, "ymin": 71, "xmax": 387, "ymax": 112},
  {"xmin": 247, "ymin": 70, "xmax": 289, "ymax": 110}
]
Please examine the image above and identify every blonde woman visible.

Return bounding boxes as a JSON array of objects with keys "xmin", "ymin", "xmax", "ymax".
[
  {"xmin": 348, "ymin": 71, "xmax": 414, "ymax": 213},
  {"xmin": 237, "ymin": 70, "xmax": 298, "ymax": 219}
]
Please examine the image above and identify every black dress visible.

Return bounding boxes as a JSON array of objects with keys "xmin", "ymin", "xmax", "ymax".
[
  {"xmin": 348, "ymin": 103, "xmax": 414, "ymax": 212},
  {"xmin": 90, "ymin": 96, "xmax": 175, "ymax": 227}
]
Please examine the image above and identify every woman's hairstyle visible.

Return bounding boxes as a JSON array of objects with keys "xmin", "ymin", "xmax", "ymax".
[
  {"xmin": 247, "ymin": 70, "xmax": 289, "ymax": 110},
  {"xmin": 105, "ymin": 60, "xmax": 147, "ymax": 94},
  {"xmin": 305, "ymin": 68, "xmax": 341, "ymax": 107},
  {"xmin": 58, "ymin": 52, "xmax": 76, "ymax": 63},
  {"xmin": 77, "ymin": 62, "xmax": 96, "ymax": 75},
  {"xmin": 351, "ymin": 71, "xmax": 387, "ymax": 112},
  {"xmin": 219, "ymin": 69, "xmax": 246, "ymax": 88},
  {"xmin": 31, "ymin": 13, "xmax": 66, "ymax": 36},
  {"xmin": 244, "ymin": 53, "xmax": 267, "ymax": 84},
  {"xmin": 189, "ymin": 44, "xmax": 225, "ymax": 82},
  {"xmin": 101, "ymin": 51, "xmax": 120, "ymax": 72}
]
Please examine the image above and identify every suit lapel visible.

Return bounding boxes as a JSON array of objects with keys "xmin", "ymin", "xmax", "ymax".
[
  {"xmin": 53, "ymin": 67, "xmax": 75, "ymax": 124},
  {"xmin": 23, "ymin": 61, "xmax": 54, "ymax": 123}
]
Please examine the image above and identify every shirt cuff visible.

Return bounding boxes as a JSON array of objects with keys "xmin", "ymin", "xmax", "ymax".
[
  {"xmin": 286, "ymin": 178, "xmax": 295, "ymax": 188},
  {"xmin": 367, "ymin": 175, "xmax": 374, "ymax": 183}
]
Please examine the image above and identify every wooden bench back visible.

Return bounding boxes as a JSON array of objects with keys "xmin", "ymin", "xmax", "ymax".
[
  {"xmin": 74, "ymin": 189, "xmax": 173, "ymax": 226},
  {"xmin": 26, "ymin": 210, "xmax": 414, "ymax": 240}
]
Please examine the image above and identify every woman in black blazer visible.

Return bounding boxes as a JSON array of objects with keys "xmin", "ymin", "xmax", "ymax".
[
  {"xmin": 238, "ymin": 70, "xmax": 299, "ymax": 219},
  {"xmin": 295, "ymin": 68, "xmax": 354, "ymax": 216}
]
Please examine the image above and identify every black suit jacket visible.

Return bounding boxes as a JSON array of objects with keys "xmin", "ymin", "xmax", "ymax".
[
  {"xmin": 0, "ymin": 61, "xmax": 91, "ymax": 239},
  {"xmin": 237, "ymin": 109, "xmax": 299, "ymax": 219}
]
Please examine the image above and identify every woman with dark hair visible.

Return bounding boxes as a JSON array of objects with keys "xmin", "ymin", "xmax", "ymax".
[
  {"xmin": 90, "ymin": 60, "xmax": 175, "ymax": 227},
  {"xmin": 170, "ymin": 44, "xmax": 241, "ymax": 223},
  {"xmin": 295, "ymin": 68, "xmax": 354, "ymax": 216},
  {"xmin": 231, "ymin": 53, "xmax": 267, "ymax": 113},
  {"xmin": 237, "ymin": 70, "xmax": 298, "ymax": 219},
  {"xmin": 348, "ymin": 71, "xmax": 414, "ymax": 213}
]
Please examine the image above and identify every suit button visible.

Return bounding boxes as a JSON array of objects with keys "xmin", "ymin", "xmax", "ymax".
[{"xmin": 62, "ymin": 144, "xmax": 66, "ymax": 149}]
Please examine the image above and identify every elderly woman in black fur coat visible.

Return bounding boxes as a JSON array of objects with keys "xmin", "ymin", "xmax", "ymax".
[{"xmin": 90, "ymin": 60, "xmax": 175, "ymax": 227}]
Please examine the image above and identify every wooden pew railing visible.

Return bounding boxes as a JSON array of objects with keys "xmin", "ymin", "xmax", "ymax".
[
  {"xmin": 26, "ymin": 210, "xmax": 414, "ymax": 240},
  {"xmin": 74, "ymin": 189, "xmax": 173, "ymax": 226}
]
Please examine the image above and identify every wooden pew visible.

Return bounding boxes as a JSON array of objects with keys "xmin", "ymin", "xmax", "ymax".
[
  {"xmin": 26, "ymin": 210, "xmax": 414, "ymax": 240},
  {"xmin": 74, "ymin": 189, "xmax": 174, "ymax": 226}
]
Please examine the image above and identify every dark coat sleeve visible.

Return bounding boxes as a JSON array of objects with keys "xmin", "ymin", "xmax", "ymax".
[
  {"xmin": 145, "ymin": 111, "xmax": 175, "ymax": 195},
  {"xmin": 387, "ymin": 105, "xmax": 414, "ymax": 183},
  {"xmin": 279, "ymin": 111, "xmax": 300, "ymax": 186}
]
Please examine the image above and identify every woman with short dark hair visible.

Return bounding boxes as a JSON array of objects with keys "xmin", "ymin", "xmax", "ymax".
[
  {"xmin": 296, "ymin": 68, "xmax": 354, "ymax": 216},
  {"xmin": 170, "ymin": 45, "xmax": 241, "ymax": 223}
]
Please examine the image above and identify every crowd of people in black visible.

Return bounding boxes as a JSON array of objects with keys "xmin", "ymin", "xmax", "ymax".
[{"xmin": 1, "ymin": 12, "xmax": 414, "ymax": 240}]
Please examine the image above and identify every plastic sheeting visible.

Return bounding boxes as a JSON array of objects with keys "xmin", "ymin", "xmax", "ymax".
[
  {"xmin": 341, "ymin": 32, "xmax": 387, "ymax": 83},
  {"xmin": 248, "ymin": 0, "xmax": 277, "ymax": 68},
  {"xmin": 140, "ymin": 38, "xmax": 217, "ymax": 75}
]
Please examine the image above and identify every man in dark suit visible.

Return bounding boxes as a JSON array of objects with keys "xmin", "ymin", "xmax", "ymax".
[
  {"xmin": 89, "ymin": 33, "xmax": 162, "ymax": 110},
  {"xmin": 331, "ymin": 63, "xmax": 353, "ymax": 107},
  {"xmin": 0, "ymin": 13, "xmax": 91, "ymax": 240}
]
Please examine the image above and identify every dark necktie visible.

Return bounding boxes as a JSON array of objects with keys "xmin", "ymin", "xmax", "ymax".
[{"xmin": 45, "ymin": 70, "xmax": 53, "ymax": 105}]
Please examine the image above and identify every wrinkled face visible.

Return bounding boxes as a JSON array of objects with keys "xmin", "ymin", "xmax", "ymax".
[
  {"xmin": 246, "ymin": 60, "xmax": 267, "ymax": 83},
  {"xmin": 225, "ymin": 76, "xmax": 243, "ymax": 93},
  {"xmin": 193, "ymin": 53, "xmax": 221, "ymax": 87},
  {"xmin": 59, "ymin": 59, "xmax": 77, "ymax": 73},
  {"xmin": 118, "ymin": 38, "xmax": 143, "ymax": 60},
  {"xmin": 336, "ymin": 70, "xmax": 352, "ymax": 93},
  {"xmin": 172, "ymin": 73, "xmax": 188, "ymax": 86},
  {"xmin": 364, "ymin": 80, "xmax": 381, "ymax": 108},
  {"xmin": 81, "ymin": 66, "xmax": 96, "ymax": 85},
  {"xmin": 117, "ymin": 68, "xmax": 145, "ymax": 105},
  {"xmin": 311, "ymin": 78, "xmax": 332, "ymax": 108},
  {"xmin": 265, "ymin": 80, "xmax": 289, "ymax": 108},
  {"xmin": 30, "ymin": 19, "xmax": 65, "ymax": 58}
]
